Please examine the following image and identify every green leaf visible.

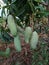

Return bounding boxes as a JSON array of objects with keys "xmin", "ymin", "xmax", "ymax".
[
  {"xmin": 12, "ymin": 0, "xmax": 17, "ymax": 3},
  {"xmin": 35, "ymin": 0, "xmax": 44, "ymax": 3},
  {"xmin": 1, "ymin": 8, "xmax": 6, "ymax": 18},
  {"xmin": 3, "ymin": 0, "xmax": 8, "ymax": 4}
]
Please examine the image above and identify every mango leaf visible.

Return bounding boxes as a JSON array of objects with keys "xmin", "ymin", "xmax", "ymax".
[
  {"xmin": 11, "ymin": 0, "xmax": 17, "ymax": 3},
  {"xmin": 1, "ymin": 8, "xmax": 6, "ymax": 18},
  {"xmin": 35, "ymin": 0, "xmax": 44, "ymax": 3},
  {"xmin": 40, "ymin": 10, "xmax": 49, "ymax": 16},
  {"xmin": 3, "ymin": 0, "xmax": 8, "ymax": 4},
  {"xmin": 35, "ymin": 5, "xmax": 46, "ymax": 11}
]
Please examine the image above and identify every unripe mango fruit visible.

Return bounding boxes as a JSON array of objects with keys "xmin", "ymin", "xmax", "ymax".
[
  {"xmin": 24, "ymin": 27, "xmax": 32, "ymax": 43},
  {"xmin": 30, "ymin": 31, "xmax": 39, "ymax": 49},
  {"xmin": 7, "ymin": 15, "xmax": 17, "ymax": 36},
  {"xmin": 14, "ymin": 35, "xmax": 22, "ymax": 52},
  {"xmin": 0, "ymin": 47, "xmax": 10, "ymax": 57}
]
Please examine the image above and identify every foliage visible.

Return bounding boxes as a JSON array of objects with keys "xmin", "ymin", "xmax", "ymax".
[
  {"xmin": 1, "ymin": 0, "xmax": 49, "ymax": 20},
  {"xmin": 0, "ymin": 0, "xmax": 49, "ymax": 65}
]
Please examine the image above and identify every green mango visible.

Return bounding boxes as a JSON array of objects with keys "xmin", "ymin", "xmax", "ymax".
[
  {"xmin": 14, "ymin": 35, "xmax": 22, "ymax": 52},
  {"xmin": 24, "ymin": 27, "xmax": 32, "ymax": 43},
  {"xmin": 5, "ymin": 47, "xmax": 10, "ymax": 57},
  {"xmin": 0, "ymin": 47, "xmax": 10, "ymax": 57},
  {"xmin": 30, "ymin": 31, "xmax": 39, "ymax": 49},
  {"xmin": 7, "ymin": 15, "xmax": 17, "ymax": 36}
]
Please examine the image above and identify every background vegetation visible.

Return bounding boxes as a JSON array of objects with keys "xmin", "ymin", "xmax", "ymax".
[{"xmin": 0, "ymin": 0, "xmax": 49, "ymax": 65}]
